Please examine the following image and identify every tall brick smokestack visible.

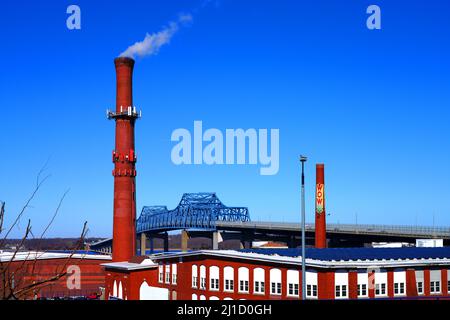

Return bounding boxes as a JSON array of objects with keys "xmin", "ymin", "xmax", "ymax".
[
  {"xmin": 315, "ymin": 164, "xmax": 327, "ymax": 248},
  {"xmin": 109, "ymin": 57, "xmax": 140, "ymax": 262}
]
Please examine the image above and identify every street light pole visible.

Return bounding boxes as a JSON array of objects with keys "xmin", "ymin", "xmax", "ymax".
[{"xmin": 300, "ymin": 155, "xmax": 307, "ymax": 300}]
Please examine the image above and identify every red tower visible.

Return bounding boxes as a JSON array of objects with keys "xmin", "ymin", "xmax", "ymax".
[
  {"xmin": 315, "ymin": 164, "xmax": 327, "ymax": 248},
  {"xmin": 108, "ymin": 57, "xmax": 141, "ymax": 262}
]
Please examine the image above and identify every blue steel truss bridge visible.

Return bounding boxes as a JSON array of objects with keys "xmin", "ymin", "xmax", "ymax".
[
  {"xmin": 136, "ymin": 192, "xmax": 250, "ymax": 233},
  {"xmin": 131, "ymin": 192, "xmax": 450, "ymax": 254}
]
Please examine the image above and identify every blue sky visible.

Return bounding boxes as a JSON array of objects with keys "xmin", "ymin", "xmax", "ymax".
[{"xmin": 0, "ymin": 0, "xmax": 449, "ymax": 238}]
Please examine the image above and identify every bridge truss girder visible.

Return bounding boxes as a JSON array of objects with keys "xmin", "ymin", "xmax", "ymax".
[{"xmin": 136, "ymin": 193, "xmax": 250, "ymax": 233}]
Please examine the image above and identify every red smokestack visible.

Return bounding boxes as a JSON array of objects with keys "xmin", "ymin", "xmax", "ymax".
[
  {"xmin": 110, "ymin": 57, "xmax": 139, "ymax": 262},
  {"xmin": 315, "ymin": 164, "xmax": 327, "ymax": 248}
]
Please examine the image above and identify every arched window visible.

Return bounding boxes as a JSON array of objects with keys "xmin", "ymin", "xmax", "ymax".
[
  {"xmin": 224, "ymin": 297, "xmax": 233, "ymax": 300},
  {"xmin": 172, "ymin": 291, "xmax": 177, "ymax": 300},
  {"xmin": 200, "ymin": 265, "xmax": 206, "ymax": 290},
  {"xmin": 254, "ymin": 268, "xmax": 265, "ymax": 294},
  {"xmin": 238, "ymin": 267, "xmax": 249, "ymax": 293},
  {"xmin": 192, "ymin": 293, "xmax": 198, "ymax": 300},
  {"xmin": 209, "ymin": 266, "xmax": 219, "ymax": 291},
  {"xmin": 113, "ymin": 280, "xmax": 117, "ymax": 297},
  {"xmin": 192, "ymin": 265, "xmax": 198, "ymax": 288},
  {"xmin": 172, "ymin": 264, "xmax": 177, "ymax": 285},
  {"xmin": 200, "ymin": 295, "xmax": 206, "ymax": 300},
  {"xmin": 118, "ymin": 281, "xmax": 123, "ymax": 299},
  {"xmin": 139, "ymin": 280, "xmax": 170, "ymax": 300},
  {"xmin": 209, "ymin": 296, "xmax": 219, "ymax": 300},
  {"xmin": 139, "ymin": 281, "xmax": 151, "ymax": 300},
  {"xmin": 158, "ymin": 264, "xmax": 163, "ymax": 283},
  {"xmin": 165, "ymin": 264, "xmax": 171, "ymax": 284},
  {"xmin": 270, "ymin": 269, "xmax": 282, "ymax": 295},
  {"xmin": 287, "ymin": 270, "xmax": 299, "ymax": 297},
  {"xmin": 224, "ymin": 266, "xmax": 234, "ymax": 292}
]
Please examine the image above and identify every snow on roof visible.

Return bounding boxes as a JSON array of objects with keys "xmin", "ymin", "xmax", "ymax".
[
  {"xmin": 89, "ymin": 238, "xmax": 112, "ymax": 246},
  {"xmin": 149, "ymin": 247, "xmax": 450, "ymax": 269},
  {"xmin": 102, "ymin": 258, "xmax": 157, "ymax": 271},
  {"xmin": 0, "ymin": 250, "xmax": 111, "ymax": 263}
]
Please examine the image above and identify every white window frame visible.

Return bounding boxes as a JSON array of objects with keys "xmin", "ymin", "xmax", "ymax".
[
  {"xmin": 171, "ymin": 264, "xmax": 177, "ymax": 285},
  {"xmin": 254, "ymin": 268, "xmax": 265, "ymax": 295},
  {"xmin": 447, "ymin": 269, "xmax": 450, "ymax": 292},
  {"xmin": 287, "ymin": 270, "xmax": 299, "ymax": 297},
  {"xmin": 374, "ymin": 271, "xmax": 388, "ymax": 297},
  {"xmin": 357, "ymin": 272, "xmax": 368, "ymax": 298},
  {"xmin": 223, "ymin": 266, "xmax": 234, "ymax": 293},
  {"xmin": 430, "ymin": 270, "xmax": 441, "ymax": 295},
  {"xmin": 305, "ymin": 271, "xmax": 318, "ymax": 299},
  {"xmin": 200, "ymin": 265, "xmax": 206, "ymax": 290},
  {"xmin": 165, "ymin": 264, "xmax": 170, "ymax": 284},
  {"xmin": 393, "ymin": 271, "xmax": 406, "ymax": 296},
  {"xmin": 113, "ymin": 280, "xmax": 118, "ymax": 297},
  {"xmin": 334, "ymin": 272, "xmax": 348, "ymax": 299},
  {"xmin": 158, "ymin": 265, "xmax": 164, "ymax": 283},
  {"xmin": 416, "ymin": 270, "xmax": 424, "ymax": 295},
  {"xmin": 192, "ymin": 265, "xmax": 198, "ymax": 288},
  {"xmin": 417, "ymin": 281, "xmax": 424, "ymax": 294},
  {"xmin": 270, "ymin": 268, "xmax": 282, "ymax": 296},
  {"xmin": 209, "ymin": 266, "xmax": 220, "ymax": 291},
  {"xmin": 238, "ymin": 267, "xmax": 249, "ymax": 293}
]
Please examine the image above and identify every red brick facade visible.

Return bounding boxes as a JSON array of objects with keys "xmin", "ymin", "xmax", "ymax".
[
  {"xmin": 103, "ymin": 253, "xmax": 450, "ymax": 300},
  {"xmin": 3, "ymin": 257, "xmax": 108, "ymax": 299}
]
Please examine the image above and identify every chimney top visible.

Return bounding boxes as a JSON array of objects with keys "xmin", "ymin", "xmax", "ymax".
[{"xmin": 114, "ymin": 56, "xmax": 135, "ymax": 67}]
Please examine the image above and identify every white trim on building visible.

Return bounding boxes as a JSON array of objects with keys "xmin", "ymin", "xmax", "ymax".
[
  {"xmin": 287, "ymin": 270, "xmax": 299, "ymax": 298},
  {"xmin": 306, "ymin": 271, "xmax": 318, "ymax": 299},
  {"xmin": 192, "ymin": 264, "xmax": 198, "ymax": 288},
  {"xmin": 375, "ymin": 270, "xmax": 388, "ymax": 297},
  {"xmin": 334, "ymin": 271, "xmax": 348, "ymax": 299},
  {"xmin": 357, "ymin": 272, "xmax": 368, "ymax": 298},
  {"xmin": 200, "ymin": 265, "xmax": 206, "ymax": 290},
  {"xmin": 223, "ymin": 266, "xmax": 234, "ymax": 292},
  {"xmin": 238, "ymin": 267, "xmax": 249, "ymax": 293},
  {"xmin": 270, "ymin": 268, "xmax": 282, "ymax": 295},
  {"xmin": 210, "ymin": 266, "xmax": 220, "ymax": 291},
  {"xmin": 254, "ymin": 267, "xmax": 265, "ymax": 295},
  {"xmin": 393, "ymin": 270, "xmax": 406, "ymax": 296}
]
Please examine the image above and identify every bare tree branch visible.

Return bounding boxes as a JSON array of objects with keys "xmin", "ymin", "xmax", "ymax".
[
  {"xmin": 0, "ymin": 173, "xmax": 50, "ymax": 245},
  {"xmin": 0, "ymin": 201, "xmax": 5, "ymax": 234},
  {"xmin": 1, "ymin": 160, "xmax": 91, "ymax": 300},
  {"xmin": 39, "ymin": 189, "xmax": 70, "ymax": 240},
  {"xmin": 13, "ymin": 222, "xmax": 89, "ymax": 299}
]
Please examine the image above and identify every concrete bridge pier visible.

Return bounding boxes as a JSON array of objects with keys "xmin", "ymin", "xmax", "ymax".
[
  {"xmin": 140, "ymin": 233, "xmax": 147, "ymax": 255},
  {"xmin": 181, "ymin": 230, "xmax": 189, "ymax": 252},
  {"xmin": 240, "ymin": 232, "xmax": 253, "ymax": 249},
  {"xmin": 149, "ymin": 236, "xmax": 154, "ymax": 253},
  {"xmin": 162, "ymin": 232, "xmax": 169, "ymax": 252},
  {"xmin": 212, "ymin": 231, "xmax": 223, "ymax": 250}
]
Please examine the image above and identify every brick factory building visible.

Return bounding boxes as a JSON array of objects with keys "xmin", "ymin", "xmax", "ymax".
[
  {"xmin": 0, "ymin": 251, "xmax": 110, "ymax": 299},
  {"xmin": 101, "ymin": 56, "xmax": 450, "ymax": 301},
  {"xmin": 103, "ymin": 247, "xmax": 450, "ymax": 300}
]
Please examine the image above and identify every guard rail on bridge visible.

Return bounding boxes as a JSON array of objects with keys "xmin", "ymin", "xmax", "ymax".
[{"xmin": 215, "ymin": 221, "xmax": 450, "ymax": 239}]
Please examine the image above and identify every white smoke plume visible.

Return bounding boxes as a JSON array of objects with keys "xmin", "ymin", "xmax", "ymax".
[{"xmin": 120, "ymin": 13, "xmax": 193, "ymax": 59}]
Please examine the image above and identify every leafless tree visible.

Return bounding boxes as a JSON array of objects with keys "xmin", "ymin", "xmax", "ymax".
[{"xmin": 0, "ymin": 167, "xmax": 89, "ymax": 300}]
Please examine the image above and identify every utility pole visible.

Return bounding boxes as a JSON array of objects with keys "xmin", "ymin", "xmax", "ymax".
[{"xmin": 300, "ymin": 155, "xmax": 307, "ymax": 300}]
